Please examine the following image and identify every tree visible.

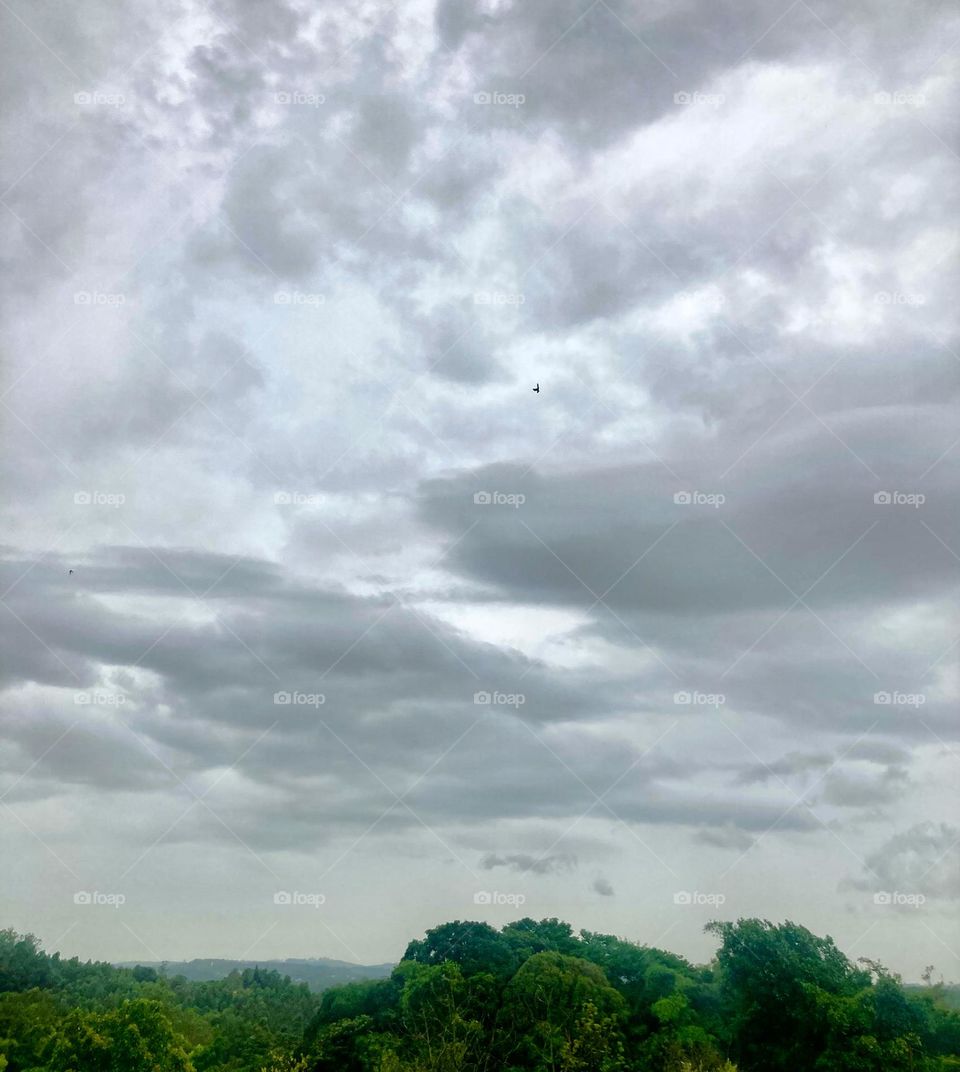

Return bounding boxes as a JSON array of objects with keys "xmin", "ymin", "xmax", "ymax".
[
  {"xmin": 0, "ymin": 933, "xmax": 52, "ymax": 993},
  {"xmin": 403, "ymin": 922, "xmax": 518, "ymax": 980},
  {"xmin": 305, "ymin": 1014, "xmax": 377, "ymax": 1072},
  {"xmin": 0, "ymin": 988, "xmax": 63, "ymax": 1071},
  {"xmin": 576, "ymin": 931, "xmax": 725, "ymax": 1067},
  {"xmin": 501, "ymin": 919, "xmax": 580, "ymax": 962},
  {"xmin": 706, "ymin": 920, "xmax": 875, "ymax": 1072},
  {"xmin": 50, "ymin": 999, "xmax": 194, "ymax": 1072},
  {"xmin": 394, "ymin": 961, "xmax": 489, "ymax": 1072},
  {"xmin": 498, "ymin": 952, "xmax": 627, "ymax": 1072},
  {"xmin": 558, "ymin": 1000, "xmax": 626, "ymax": 1072},
  {"xmin": 305, "ymin": 977, "xmax": 400, "ymax": 1041},
  {"xmin": 3, "ymin": 919, "xmax": 956, "ymax": 1072}
]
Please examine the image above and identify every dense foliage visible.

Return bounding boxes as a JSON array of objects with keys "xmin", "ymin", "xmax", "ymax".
[{"xmin": 2, "ymin": 919, "xmax": 958, "ymax": 1071}]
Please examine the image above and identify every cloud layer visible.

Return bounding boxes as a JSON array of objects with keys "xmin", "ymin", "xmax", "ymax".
[{"xmin": 1, "ymin": 0, "xmax": 957, "ymax": 978}]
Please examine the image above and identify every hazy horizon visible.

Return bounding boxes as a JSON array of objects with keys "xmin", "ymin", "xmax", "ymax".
[{"xmin": 2, "ymin": 0, "xmax": 958, "ymax": 984}]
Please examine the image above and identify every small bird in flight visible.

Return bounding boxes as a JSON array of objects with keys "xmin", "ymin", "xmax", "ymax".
[
  {"xmin": 68, "ymin": 569, "xmax": 74, "ymax": 575},
  {"xmin": 532, "ymin": 383, "xmax": 540, "ymax": 393}
]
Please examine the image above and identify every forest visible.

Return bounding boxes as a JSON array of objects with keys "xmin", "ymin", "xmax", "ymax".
[{"xmin": 2, "ymin": 918, "xmax": 959, "ymax": 1072}]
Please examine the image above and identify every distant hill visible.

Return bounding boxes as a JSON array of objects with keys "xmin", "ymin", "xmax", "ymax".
[
  {"xmin": 114, "ymin": 956, "xmax": 395, "ymax": 992},
  {"xmin": 905, "ymin": 983, "xmax": 960, "ymax": 1010}
]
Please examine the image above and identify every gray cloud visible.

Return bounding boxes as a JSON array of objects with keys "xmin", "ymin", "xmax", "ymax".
[
  {"xmin": 1, "ymin": 0, "xmax": 957, "ymax": 976},
  {"xmin": 593, "ymin": 876, "xmax": 615, "ymax": 897},
  {"xmin": 480, "ymin": 853, "xmax": 577, "ymax": 876},
  {"xmin": 852, "ymin": 823, "xmax": 960, "ymax": 900},
  {"xmin": 694, "ymin": 826, "xmax": 755, "ymax": 852}
]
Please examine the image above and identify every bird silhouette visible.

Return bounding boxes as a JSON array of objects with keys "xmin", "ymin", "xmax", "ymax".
[
  {"xmin": 532, "ymin": 383, "xmax": 540, "ymax": 393},
  {"xmin": 68, "ymin": 569, "xmax": 74, "ymax": 575}
]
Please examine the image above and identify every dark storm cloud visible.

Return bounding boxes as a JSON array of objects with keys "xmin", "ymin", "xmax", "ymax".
[
  {"xmin": 416, "ymin": 426, "xmax": 959, "ymax": 619},
  {"xmin": 736, "ymin": 752, "xmax": 835, "ymax": 785},
  {"xmin": 1, "ymin": 542, "xmax": 834, "ymax": 853},
  {"xmin": 817, "ymin": 763, "xmax": 910, "ymax": 808},
  {"xmin": 403, "ymin": 312, "xmax": 504, "ymax": 385},
  {"xmin": 851, "ymin": 823, "xmax": 960, "ymax": 900},
  {"xmin": 729, "ymin": 746, "xmax": 913, "ymax": 814},
  {"xmin": 0, "ymin": 547, "xmax": 611, "ymax": 718},
  {"xmin": 694, "ymin": 826, "xmax": 755, "ymax": 852},
  {"xmin": 432, "ymin": 0, "xmax": 863, "ymax": 146},
  {"xmin": 481, "ymin": 852, "xmax": 577, "ymax": 875}
]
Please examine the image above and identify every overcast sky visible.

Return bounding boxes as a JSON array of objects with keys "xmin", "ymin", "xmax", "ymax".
[{"xmin": 1, "ymin": 0, "xmax": 958, "ymax": 980}]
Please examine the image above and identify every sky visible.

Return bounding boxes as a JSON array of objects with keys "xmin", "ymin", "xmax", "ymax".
[{"xmin": 0, "ymin": 0, "xmax": 958, "ymax": 981}]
